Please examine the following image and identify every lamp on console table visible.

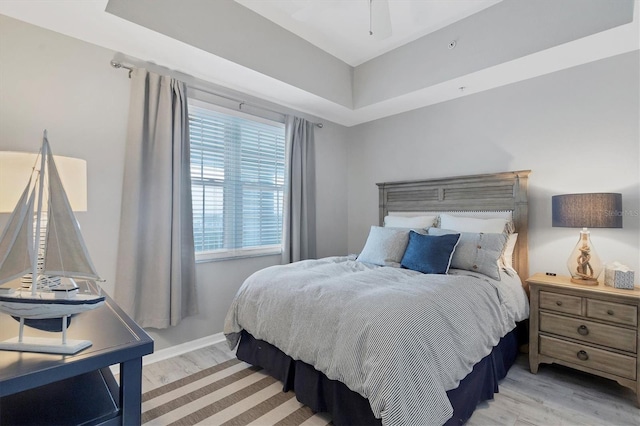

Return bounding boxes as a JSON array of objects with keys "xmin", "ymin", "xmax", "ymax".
[
  {"xmin": 0, "ymin": 151, "xmax": 87, "ymax": 288},
  {"xmin": 552, "ymin": 193, "xmax": 622, "ymax": 285}
]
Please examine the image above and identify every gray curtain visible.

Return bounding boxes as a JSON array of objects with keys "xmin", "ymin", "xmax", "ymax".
[
  {"xmin": 115, "ymin": 69, "xmax": 198, "ymax": 329},
  {"xmin": 282, "ymin": 116, "xmax": 316, "ymax": 263}
]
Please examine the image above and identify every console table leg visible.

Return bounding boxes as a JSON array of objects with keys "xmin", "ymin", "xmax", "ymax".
[
  {"xmin": 18, "ymin": 317, "xmax": 24, "ymax": 343},
  {"xmin": 120, "ymin": 357, "xmax": 143, "ymax": 425}
]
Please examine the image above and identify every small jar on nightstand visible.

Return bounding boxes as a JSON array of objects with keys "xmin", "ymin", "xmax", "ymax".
[{"xmin": 527, "ymin": 273, "xmax": 640, "ymax": 407}]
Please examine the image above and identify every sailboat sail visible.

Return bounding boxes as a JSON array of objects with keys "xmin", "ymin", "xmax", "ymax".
[
  {"xmin": 0, "ymin": 135, "xmax": 100, "ymax": 284},
  {"xmin": 43, "ymin": 139, "xmax": 99, "ymax": 280},
  {"xmin": 0, "ymin": 184, "xmax": 35, "ymax": 285},
  {"xmin": 0, "ymin": 132, "xmax": 105, "ymax": 355}
]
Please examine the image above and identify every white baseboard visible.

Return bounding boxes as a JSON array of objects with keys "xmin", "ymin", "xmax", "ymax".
[
  {"xmin": 110, "ymin": 332, "xmax": 227, "ymax": 375},
  {"xmin": 143, "ymin": 332, "xmax": 227, "ymax": 366}
]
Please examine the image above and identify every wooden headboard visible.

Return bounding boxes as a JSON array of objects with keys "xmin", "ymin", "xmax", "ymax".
[{"xmin": 377, "ymin": 170, "xmax": 531, "ymax": 283}]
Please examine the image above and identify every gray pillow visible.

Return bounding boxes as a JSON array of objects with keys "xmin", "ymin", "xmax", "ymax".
[
  {"xmin": 357, "ymin": 226, "xmax": 409, "ymax": 267},
  {"xmin": 428, "ymin": 228, "xmax": 507, "ymax": 280}
]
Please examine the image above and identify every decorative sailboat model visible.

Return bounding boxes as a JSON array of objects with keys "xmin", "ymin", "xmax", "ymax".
[{"xmin": 0, "ymin": 131, "xmax": 105, "ymax": 354}]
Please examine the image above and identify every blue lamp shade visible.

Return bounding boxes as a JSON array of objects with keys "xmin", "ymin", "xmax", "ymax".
[{"xmin": 552, "ymin": 193, "xmax": 622, "ymax": 229}]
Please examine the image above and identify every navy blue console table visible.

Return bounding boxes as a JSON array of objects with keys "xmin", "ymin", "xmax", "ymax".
[{"xmin": 0, "ymin": 284, "xmax": 153, "ymax": 425}]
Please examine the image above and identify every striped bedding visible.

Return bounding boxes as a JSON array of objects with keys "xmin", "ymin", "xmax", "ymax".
[{"xmin": 224, "ymin": 256, "xmax": 529, "ymax": 426}]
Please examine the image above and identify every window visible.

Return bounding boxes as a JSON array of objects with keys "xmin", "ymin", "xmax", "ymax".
[{"xmin": 189, "ymin": 101, "xmax": 286, "ymax": 260}]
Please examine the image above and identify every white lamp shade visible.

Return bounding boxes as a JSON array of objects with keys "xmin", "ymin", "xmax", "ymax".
[{"xmin": 0, "ymin": 152, "xmax": 87, "ymax": 212}]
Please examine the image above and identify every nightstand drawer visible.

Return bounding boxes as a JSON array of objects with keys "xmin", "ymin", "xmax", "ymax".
[
  {"xmin": 540, "ymin": 312, "xmax": 637, "ymax": 353},
  {"xmin": 587, "ymin": 299, "xmax": 638, "ymax": 327},
  {"xmin": 540, "ymin": 335, "xmax": 636, "ymax": 380},
  {"xmin": 540, "ymin": 291, "xmax": 582, "ymax": 315}
]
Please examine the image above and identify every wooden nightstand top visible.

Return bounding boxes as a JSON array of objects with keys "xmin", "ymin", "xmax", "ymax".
[{"xmin": 527, "ymin": 273, "xmax": 640, "ymax": 300}]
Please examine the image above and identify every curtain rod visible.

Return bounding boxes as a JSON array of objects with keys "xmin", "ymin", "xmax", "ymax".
[{"xmin": 110, "ymin": 60, "xmax": 323, "ymax": 128}]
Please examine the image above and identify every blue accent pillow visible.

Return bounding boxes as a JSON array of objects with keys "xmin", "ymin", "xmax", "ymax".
[{"xmin": 400, "ymin": 231, "xmax": 460, "ymax": 274}]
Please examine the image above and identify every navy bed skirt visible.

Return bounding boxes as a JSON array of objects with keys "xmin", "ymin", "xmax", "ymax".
[{"xmin": 236, "ymin": 322, "xmax": 525, "ymax": 426}]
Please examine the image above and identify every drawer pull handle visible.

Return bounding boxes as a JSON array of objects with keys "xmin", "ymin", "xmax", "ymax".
[
  {"xmin": 577, "ymin": 325, "xmax": 589, "ymax": 335},
  {"xmin": 556, "ymin": 301, "xmax": 563, "ymax": 306},
  {"xmin": 577, "ymin": 350, "xmax": 589, "ymax": 361},
  {"xmin": 607, "ymin": 309, "xmax": 614, "ymax": 316}
]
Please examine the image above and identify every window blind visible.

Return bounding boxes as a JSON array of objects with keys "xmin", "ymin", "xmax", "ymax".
[{"xmin": 189, "ymin": 103, "xmax": 286, "ymax": 258}]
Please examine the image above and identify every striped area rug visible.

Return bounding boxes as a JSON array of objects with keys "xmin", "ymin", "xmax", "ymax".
[{"xmin": 141, "ymin": 358, "xmax": 332, "ymax": 426}]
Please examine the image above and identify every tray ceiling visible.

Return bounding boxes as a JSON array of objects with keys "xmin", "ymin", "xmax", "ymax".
[{"xmin": 0, "ymin": 0, "xmax": 637, "ymax": 127}]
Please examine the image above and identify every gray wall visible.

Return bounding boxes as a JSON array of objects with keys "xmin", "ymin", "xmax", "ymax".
[
  {"xmin": 0, "ymin": 15, "xmax": 349, "ymax": 350},
  {"xmin": 348, "ymin": 51, "xmax": 640, "ymax": 278},
  {"xmin": 1, "ymin": 13, "xmax": 638, "ymax": 351}
]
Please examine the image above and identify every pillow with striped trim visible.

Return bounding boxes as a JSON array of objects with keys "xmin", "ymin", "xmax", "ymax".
[
  {"xmin": 357, "ymin": 226, "xmax": 409, "ymax": 267},
  {"xmin": 428, "ymin": 227, "xmax": 507, "ymax": 280},
  {"xmin": 400, "ymin": 231, "xmax": 460, "ymax": 274},
  {"xmin": 499, "ymin": 233, "xmax": 518, "ymax": 269}
]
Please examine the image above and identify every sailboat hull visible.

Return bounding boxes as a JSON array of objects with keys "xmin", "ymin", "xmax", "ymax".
[
  {"xmin": 12, "ymin": 315, "xmax": 72, "ymax": 332},
  {"xmin": 0, "ymin": 292, "xmax": 105, "ymax": 319}
]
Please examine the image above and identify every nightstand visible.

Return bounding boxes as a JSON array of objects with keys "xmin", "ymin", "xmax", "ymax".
[{"xmin": 527, "ymin": 273, "xmax": 640, "ymax": 407}]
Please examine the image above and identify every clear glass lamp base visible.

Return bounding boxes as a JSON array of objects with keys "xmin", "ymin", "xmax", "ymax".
[{"xmin": 567, "ymin": 228, "xmax": 602, "ymax": 286}]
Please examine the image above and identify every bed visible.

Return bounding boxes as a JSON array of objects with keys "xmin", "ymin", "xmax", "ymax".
[{"xmin": 224, "ymin": 170, "xmax": 531, "ymax": 425}]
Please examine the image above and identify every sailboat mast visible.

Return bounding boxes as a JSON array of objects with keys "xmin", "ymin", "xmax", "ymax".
[{"xmin": 31, "ymin": 132, "xmax": 48, "ymax": 296}]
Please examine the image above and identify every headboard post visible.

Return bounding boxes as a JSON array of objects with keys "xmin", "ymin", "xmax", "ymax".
[
  {"xmin": 512, "ymin": 171, "xmax": 530, "ymax": 285},
  {"xmin": 377, "ymin": 170, "xmax": 531, "ymax": 283},
  {"xmin": 378, "ymin": 185, "xmax": 386, "ymax": 228}
]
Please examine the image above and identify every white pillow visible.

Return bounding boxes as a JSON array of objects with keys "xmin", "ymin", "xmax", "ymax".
[
  {"xmin": 384, "ymin": 215, "xmax": 436, "ymax": 229},
  {"xmin": 500, "ymin": 233, "xmax": 518, "ymax": 268},
  {"xmin": 357, "ymin": 226, "xmax": 409, "ymax": 267},
  {"xmin": 440, "ymin": 213, "xmax": 510, "ymax": 234}
]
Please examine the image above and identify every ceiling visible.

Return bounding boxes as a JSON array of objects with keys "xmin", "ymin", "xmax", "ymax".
[
  {"xmin": 233, "ymin": 0, "xmax": 503, "ymax": 66},
  {"xmin": 0, "ymin": 1, "xmax": 637, "ymax": 127}
]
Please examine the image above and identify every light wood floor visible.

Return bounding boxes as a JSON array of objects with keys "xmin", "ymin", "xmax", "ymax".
[{"xmin": 142, "ymin": 341, "xmax": 639, "ymax": 425}]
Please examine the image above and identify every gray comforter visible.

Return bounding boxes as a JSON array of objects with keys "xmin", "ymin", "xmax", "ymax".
[{"xmin": 224, "ymin": 256, "xmax": 528, "ymax": 425}]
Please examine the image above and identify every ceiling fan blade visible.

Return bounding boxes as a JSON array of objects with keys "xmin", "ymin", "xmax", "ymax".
[{"xmin": 371, "ymin": 0, "xmax": 392, "ymax": 40}]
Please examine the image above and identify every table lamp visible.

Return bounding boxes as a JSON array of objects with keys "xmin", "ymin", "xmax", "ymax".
[
  {"xmin": 552, "ymin": 193, "xmax": 622, "ymax": 285},
  {"xmin": 0, "ymin": 151, "xmax": 87, "ymax": 287},
  {"xmin": 0, "ymin": 151, "xmax": 87, "ymax": 212}
]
